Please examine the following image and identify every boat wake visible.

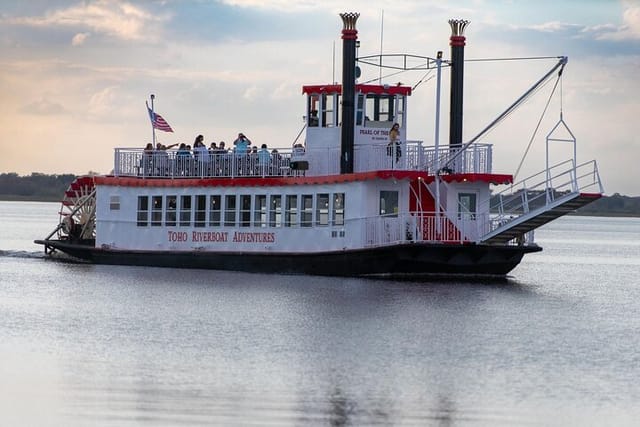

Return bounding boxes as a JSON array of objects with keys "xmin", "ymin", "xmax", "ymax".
[{"xmin": 0, "ymin": 249, "xmax": 46, "ymax": 259}]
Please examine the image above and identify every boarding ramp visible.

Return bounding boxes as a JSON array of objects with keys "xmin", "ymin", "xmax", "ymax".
[{"xmin": 480, "ymin": 159, "xmax": 603, "ymax": 244}]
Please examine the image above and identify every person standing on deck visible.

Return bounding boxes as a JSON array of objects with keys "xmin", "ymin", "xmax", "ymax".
[{"xmin": 387, "ymin": 122, "xmax": 401, "ymax": 163}]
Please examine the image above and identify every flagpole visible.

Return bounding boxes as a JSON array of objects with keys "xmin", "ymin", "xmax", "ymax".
[{"xmin": 150, "ymin": 94, "xmax": 157, "ymax": 147}]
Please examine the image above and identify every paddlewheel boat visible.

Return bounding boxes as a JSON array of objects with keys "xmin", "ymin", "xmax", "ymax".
[{"xmin": 36, "ymin": 13, "xmax": 603, "ymax": 278}]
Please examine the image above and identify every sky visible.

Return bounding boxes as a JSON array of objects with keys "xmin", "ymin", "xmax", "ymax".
[{"xmin": 0, "ymin": 0, "xmax": 638, "ymax": 196}]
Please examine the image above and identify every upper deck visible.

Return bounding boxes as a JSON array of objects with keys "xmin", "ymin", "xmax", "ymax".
[{"xmin": 112, "ymin": 141, "xmax": 494, "ymax": 179}]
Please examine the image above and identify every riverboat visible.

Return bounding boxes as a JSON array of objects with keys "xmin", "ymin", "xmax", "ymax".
[{"xmin": 35, "ymin": 13, "xmax": 603, "ymax": 277}]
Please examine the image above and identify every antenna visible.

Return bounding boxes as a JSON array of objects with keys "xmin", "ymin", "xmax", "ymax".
[
  {"xmin": 332, "ymin": 40, "xmax": 336, "ymax": 84},
  {"xmin": 379, "ymin": 9, "xmax": 384, "ymax": 84}
]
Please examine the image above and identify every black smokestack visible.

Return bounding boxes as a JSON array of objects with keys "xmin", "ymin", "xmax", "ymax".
[
  {"xmin": 448, "ymin": 19, "xmax": 469, "ymax": 148},
  {"xmin": 339, "ymin": 12, "xmax": 359, "ymax": 174}
]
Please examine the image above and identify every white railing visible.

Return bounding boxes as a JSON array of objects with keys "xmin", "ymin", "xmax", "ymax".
[
  {"xmin": 114, "ymin": 148, "xmax": 301, "ymax": 178},
  {"xmin": 361, "ymin": 211, "xmax": 484, "ymax": 247},
  {"xmin": 113, "ymin": 142, "xmax": 493, "ymax": 178}
]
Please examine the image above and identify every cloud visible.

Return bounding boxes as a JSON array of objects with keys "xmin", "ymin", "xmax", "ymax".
[
  {"xmin": 528, "ymin": 21, "xmax": 582, "ymax": 33},
  {"xmin": 20, "ymin": 98, "xmax": 66, "ymax": 115},
  {"xmin": 71, "ymin": 32, "xmax": 90, "ymax": 46},
  {"xmin": 593, "ymin": 3, "xmax": 640, "ymax": 40},
  {"xmin": 243, "ymin": 86, "xmax": 261, "ymax": 101},
  {"xmin": 88, "ymin": 86, "xmax": 120, "ymax": 116},
  {"xmin": 3, "ymin": 0, "xmax": 169, "ymax": 42}
]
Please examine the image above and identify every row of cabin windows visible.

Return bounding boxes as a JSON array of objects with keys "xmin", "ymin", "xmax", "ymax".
[
  {"xmin": 307, "ymin": 93, "xmax": 405, "ymax": 128},
  {"xmin": 136, "ymin": 193, "xmax": 345, "ymax": 228}
]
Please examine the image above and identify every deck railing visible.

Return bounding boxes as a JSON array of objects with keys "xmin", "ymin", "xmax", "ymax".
[
  {"xmin": 112, "ymin": 142, "xmax": 493, "ymax": 178},
  {"xmin": 361, "ymin": 211, "xmax": 487, "ymax": 247}
]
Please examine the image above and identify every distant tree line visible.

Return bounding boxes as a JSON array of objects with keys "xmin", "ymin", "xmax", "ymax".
[
  {"xmin": 0, "ymin": 172, "xmax": 638, "ymax": 216},
  {"xmin": 576, "ymin": 193, "xmax": 640, "ymax": 217},
  {"xmin": 0, "ymin": 172, "xmax": 77, "ymax": 202},
  {"xmin": 490, "ymin": 189, "xmax": 640, "ymax": 217}
]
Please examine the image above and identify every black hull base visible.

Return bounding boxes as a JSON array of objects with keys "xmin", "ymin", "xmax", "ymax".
[{"xmin": 35, "ymin": 239, "xmax": 542, "ymax": 278}]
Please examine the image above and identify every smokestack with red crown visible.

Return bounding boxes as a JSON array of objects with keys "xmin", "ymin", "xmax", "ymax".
[
  {"xmin": 448, "ymin": 19, "xmax": 469, "ymax": 149},
  {"xmin": 339, "ymin": 12, "xmax": 359, "ymax": 174}
]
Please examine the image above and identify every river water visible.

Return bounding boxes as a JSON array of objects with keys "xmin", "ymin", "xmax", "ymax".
[{"xmin": 1, "ymin": 201, "xmax": 639, "ymax": 426}]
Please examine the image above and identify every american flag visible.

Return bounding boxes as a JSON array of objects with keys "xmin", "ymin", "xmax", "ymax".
[{"xmin": 146, "ymin": 102, "xmax": 174, "ymax": 132}]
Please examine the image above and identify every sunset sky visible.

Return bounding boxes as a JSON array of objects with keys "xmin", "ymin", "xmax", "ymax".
[{"xmin": 1, "ymin": 0, "xmax": 638, "ymax": 195}]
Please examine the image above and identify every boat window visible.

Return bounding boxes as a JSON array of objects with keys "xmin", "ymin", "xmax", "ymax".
[
  {"xmin": 166, "ymin": 195, "xmax": 177, "ymax": 226},
  {"xmin": 195, "ymin": 195, "xmax": 207, "ymax": 227},
  {"xmin": 240, "ymin": 195, "xmax": 251, "ymax": 227},
  {"xmin": 379, "ymin": 191, "xmax": 399, "ymax": 217},
  {"xmin": 366, "ymin": 94, "xmax": 395, "ymax": 126},
  {"xmin": 458, "ymin": 193, "xmax": 477, "ymax": 220},
  {"xmin": 285, "ymin": 195, "xmax": 298, "ymax": 227},
  {"xmin": 180, "ymin": 195, "xmax": 192, "ymax": 226},
  {"xmin": 332, "ymin": 193, "xmax": 345, "ymax": 226},
  {"xmin": 355, "ymin": 93, "xmax": 365, "ymax": 126},
  {"xmin": 395, "ymin": 95, "xmax": 405, "ymax": 128},
  {"xmin": 109, "ymin": 196, "xmax": 120, "ymax": 211},
  {"xmin": 209, "ymin": 195, "xmax": 221, "ymax": 227},
  {"xmin": 254, "ymin": 195, "xmax": 267, "ymax": 227},
  {"xmin": 321, "ymin": 93, "xmax": 335, "ymax": 128},
  {"xmin": 316, "ymin": 193, "xmax": 329, "ymax": 226},
  {"xmin": 137, "ymin": 196, "xmax": 148, "ymax": 226},
  {"xmin": 301, "ymin": 195, "xmax": 313, "ymax": 227},
  {"xmin": 151, "ymin": 196, "xmax": 163, "ymax": 226},
  {"xmin": 308, "ymin": 94, "xmax": 319, "ymax": 127},
  {"xmin": 224, "ymin": 195, "xmax": 236, "ymax": 227},
  {"xmin": 269, "ymin": 195, "xmax": 282, "ymax": 227}
]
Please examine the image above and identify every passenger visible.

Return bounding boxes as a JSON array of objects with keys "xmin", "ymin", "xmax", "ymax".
[
  {"xmin": 258, "ymin": 144, "xmax": 270, "ymax": 176},
  {"xmin": 271, "ymin": 149, "xmax": 282, "ymax": 175},
  {"xmin": 387, "ymin": 122, "xmax": 401, "ymax": 163},
  {"xmin": 142, "ymin": 143, "xmax": 154, "ymax": 175},
  {"xmin": 217, "ymin": 141, "xmax": 229, "ymax": 175},
  {"xmin": 192, "ymin": 135, "xmax": 205, "ymax": 162},
  {"xmin": 194, "ymin": 139, "xmax": 209, "ymax": 176},
  {"xmin": 176, "ymin": 143, "xmax": 192, "ymax": 176},
  {"xmin": 233, "ymin": 133, "xmax": 251, "ymax": 175},
  {"xmin": 157, "ymin": 144, "xmax": 170, "ymax": 176},
  {"xmin": 309, "ymin": 109, "xmax": 319, "ymax": 127},
  {"xmin": 233, "ymin": 133, "xmax": 251, "ymax": 154}
]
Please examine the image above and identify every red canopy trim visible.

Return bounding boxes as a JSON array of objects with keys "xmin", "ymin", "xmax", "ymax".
[{"xmin": 95, "ymin": 171, "xmax": 512, "ymax": 188}]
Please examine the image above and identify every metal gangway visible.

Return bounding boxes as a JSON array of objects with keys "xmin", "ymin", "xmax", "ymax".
[{"xmin": 480, "ymin": 159, "xmax": 603, "ymax": 244}]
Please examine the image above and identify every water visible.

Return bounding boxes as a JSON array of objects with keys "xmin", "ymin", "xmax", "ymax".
[{"xmin": 1, "ymin": 201, "xmax": 639, "ymax": 425}]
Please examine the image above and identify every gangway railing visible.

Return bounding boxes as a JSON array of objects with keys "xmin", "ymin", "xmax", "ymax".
[{"xmin": 480, "ymin": 159, "xmax": 603, "ymax": 239}]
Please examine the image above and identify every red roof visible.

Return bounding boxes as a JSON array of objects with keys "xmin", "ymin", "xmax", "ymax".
[
  {"xmin": 302, "ymin": 84, "xmax": 412, "ymax": 96},
  {"xmin": 95, "ymin": 171, "xmax": 511, "ymax": 188}
]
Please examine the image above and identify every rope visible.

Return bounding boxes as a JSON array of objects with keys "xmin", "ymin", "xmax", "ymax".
[
  {"xmin": 465, "ymin": 56, "xmax": 564, "ymax": 62},
  {"xmin": 513, "ymin": 73, "xmax": 563, "ymax": 180},
  {"xmin": 412, "ymin": 70, "xmax": 434, "ymax": 90}
]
